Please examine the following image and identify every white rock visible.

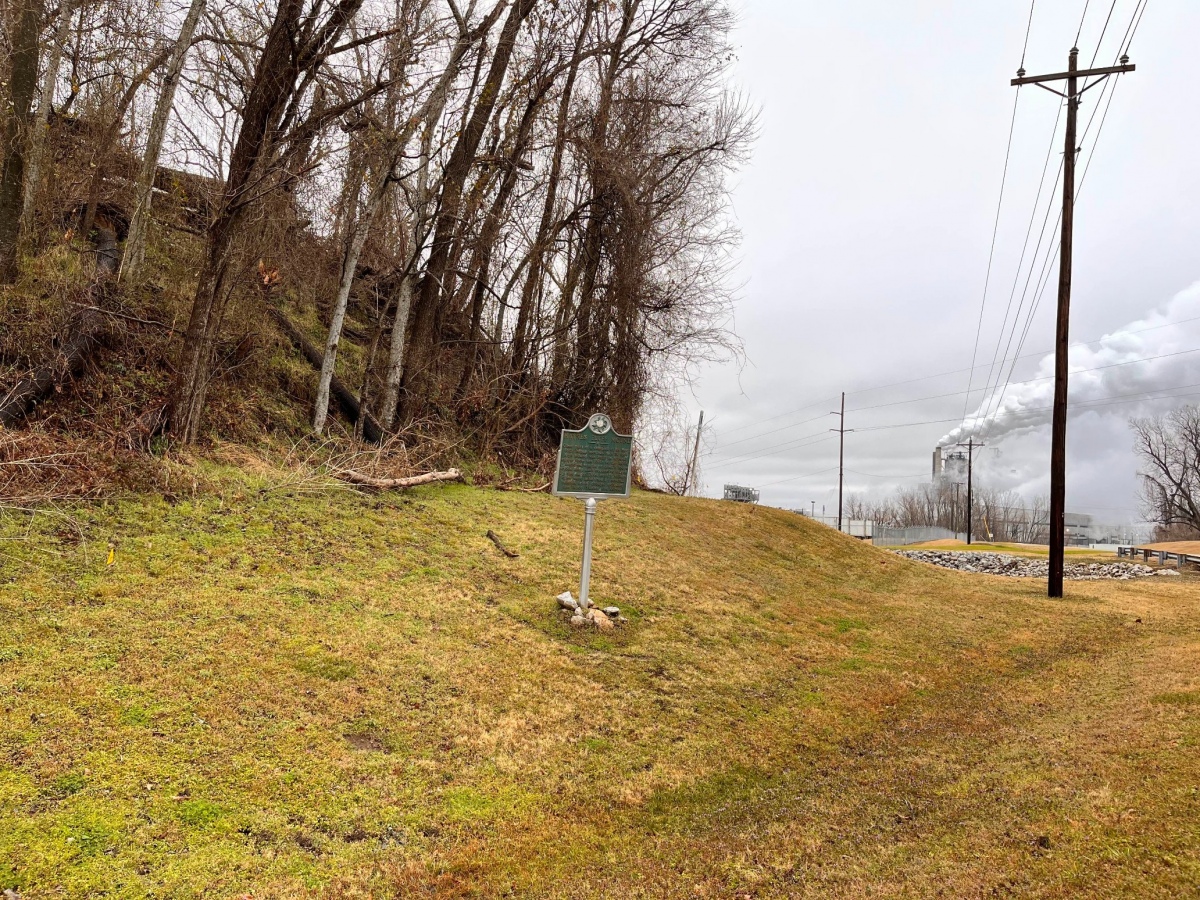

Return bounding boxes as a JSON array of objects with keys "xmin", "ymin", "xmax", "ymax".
[
  {"xmin": 557, "ymin": 591, "xmax": 579, "ymax": 611},
  {"xmin": 894, "ymin": 549, "xmax": 1176, "ymax": 581}
]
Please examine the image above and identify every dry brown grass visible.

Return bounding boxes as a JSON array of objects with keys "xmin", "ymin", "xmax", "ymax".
[
  {"xmin": 1139, "ymin": 540, "xmax": 1200, "ymax": 555},
  {"xmin": 0, "ymin": 475, "xmax": 1197, "ymax": 898}
]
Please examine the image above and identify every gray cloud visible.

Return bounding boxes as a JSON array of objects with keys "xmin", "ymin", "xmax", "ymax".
[{"xmin": 685, "ymin": 0, "xmax": 1200, "ymax": 525}]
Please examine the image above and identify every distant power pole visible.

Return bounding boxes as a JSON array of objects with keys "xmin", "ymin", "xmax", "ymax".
[
  {"xmin": 952, "ymin": 482, "xmax": 961, "ymax": 536},
  {"xmin": 830, "ymin": 392, "xmax": 852, "ymax": 532},
  {"xmin": 687, "ymin": 410, "xmax": 704, "ymax": 496},
  {"xmin": 1013, "ymin": 48, "xmax": 1135, "ymax": 597},
  {"xmin": 956, "ymin": 437, "xmax": 983, "ymax": 545}
]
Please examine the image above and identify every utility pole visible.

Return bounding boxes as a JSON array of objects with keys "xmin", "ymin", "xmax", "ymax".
[
  {"xmin": 955, "ymin": 437, "xmax": 983, "ymax": 545},
  {"xmin": 686, "ymin": 410, "xmax": 704, "ymax": 496},
  {"xmin": 1013, "ymin": 49, "xmax": 1134, "ymax": 597},
  {"xmin": 830, "ymin": 392, "xmax": 852, "ymax": 533}
]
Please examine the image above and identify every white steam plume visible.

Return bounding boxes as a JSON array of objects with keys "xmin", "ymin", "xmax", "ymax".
[{"xmin": 941, "ymin": 281, "xmax": 1200, "ymax": 446}]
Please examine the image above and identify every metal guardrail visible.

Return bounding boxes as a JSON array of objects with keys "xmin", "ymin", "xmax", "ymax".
[{"xmin": 1116, "ymin": 546, "xmax": 1200, "ymax": 568}]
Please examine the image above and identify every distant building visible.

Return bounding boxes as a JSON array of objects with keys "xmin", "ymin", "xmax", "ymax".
[
  {"xmin": 932, "ymin": 445, "xmax": 967, "ymax": 484},
  {"xmin": 723, "ymin": 484, "xmax": 760, "ymax": 503},
  {"xmin": 1064, "ymin": 512, "xmax": 1094, "ymax": 545}
]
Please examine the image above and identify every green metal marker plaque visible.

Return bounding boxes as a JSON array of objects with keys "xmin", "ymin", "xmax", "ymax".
[{"xmin": 552, "ymin": 413, "xmax": 633, "ymax": 499}]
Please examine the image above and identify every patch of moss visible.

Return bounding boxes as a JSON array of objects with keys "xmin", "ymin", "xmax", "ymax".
[{"xmin": 178, "ymin": 799, "xmax": 225, "ymax": 827}]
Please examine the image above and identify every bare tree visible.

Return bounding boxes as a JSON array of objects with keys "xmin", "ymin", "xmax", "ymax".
[
  {"xmin": 313, "ymin": 2, "xmax": 485, "ymax": 434},
  {"xmin": 19, "ymin": 0, "xmax": 79, "ymax": 236},
  {"xmin": 168, "ymin": 0, "xmax": 370, "ymax": 442},
  {"xmin": 1133, "ymin": 406, "xmax": 1200, "ymax": 536},
  {"xmin": 120, "ymin": 0, "xmax": 208, "ymax": 281}
]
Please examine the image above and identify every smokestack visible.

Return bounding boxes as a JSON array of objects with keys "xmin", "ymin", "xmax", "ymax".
[{"xmin": 932, "ymin": 445, "xmax": 943, "ymax": 481}]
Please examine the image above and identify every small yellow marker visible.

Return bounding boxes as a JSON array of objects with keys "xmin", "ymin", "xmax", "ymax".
[{"xmin": 106, "ymin": 545, "xmax": 115, "ymax": 567}]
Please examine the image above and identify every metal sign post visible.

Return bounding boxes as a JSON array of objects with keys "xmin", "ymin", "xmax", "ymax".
[
  {"xmin": 553, "ymin": 413, "xmax": 633, "ymax": 609},
  {"xmin": 579, "ymin": 497, "xmax": 597, "ymax": 607}
]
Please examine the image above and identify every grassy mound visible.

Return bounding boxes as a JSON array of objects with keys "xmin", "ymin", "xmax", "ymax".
[{"xmin": 1, "ymin": 471, "xmax": 1198, "ymax": 897}]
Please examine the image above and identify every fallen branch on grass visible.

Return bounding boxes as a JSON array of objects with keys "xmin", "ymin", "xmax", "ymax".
[
  {"xmin": 486, "ymin": 529, "xmax": 519, "ymax": 558},
  {"xmin": 335, "ymin": 468, "xmax": 463, "ymax": 489}
]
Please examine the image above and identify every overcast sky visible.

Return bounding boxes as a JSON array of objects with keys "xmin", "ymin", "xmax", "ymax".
[{"xmin": 690, "ymin": 0, "xmax": 1200, "ymax": 525}]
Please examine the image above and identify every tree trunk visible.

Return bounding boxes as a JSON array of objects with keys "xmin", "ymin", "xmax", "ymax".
[
  {"xmin": 0, "ymin": 0, "xmax": 44, "ymax": 284},
  {"xmin": 455, "ymin": 82, "xmax": 548, "ymax": 399},
  {"xmin": 0, "ymin": 306, "xmax": 105, "ymax": 425},
  {"xmin": 567, "ymin": 7, "xmax": 634, "ymax": 398},
  {"xmin": 379, "ymin": 121, "xmax": 435, "ymax": 428},
  {"xmin": 511, "ymin": 0, "xmax": 594, "ymax": 375},
  {"xmin": 315, "ymin": 17, "xmax": 478, "ymax": 434},
  {"xmin": 266, "ymin": 304, "xmax": 383, "ymax": 442},
  {"xmin": 401, "ymin": 0, "xmax": 540, "ymax": 420},
  {"xmin": 121, "ymin": 0, "xmax": 207, "ymax": 281},
  {"xmin": 313, "ymin": 169, "xmax": 389, "ymax": 434},
  {"xmin": 20, "ymin": 0, "xmax": 76, "ymax": 238},
  {"xmin": 169, "ymin": 0, "xmax": 307, "ymax": 443},
  {"xmin": 336, "ymin": 468, "xmax": 462, "ymax": 489},
  {"xmin": 80, "ymin": 43, "xmax": 176, "ymax": 242}
]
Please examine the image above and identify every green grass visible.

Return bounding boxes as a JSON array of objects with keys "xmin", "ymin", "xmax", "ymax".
[{"xmin": 2, "ymin": 464, "xmax": 1199, "ymax": 897}]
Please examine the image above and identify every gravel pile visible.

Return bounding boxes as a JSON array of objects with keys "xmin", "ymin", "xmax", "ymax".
[{"xmin": 894, "ymin": 550, "xmax": 1181, "ymax": 580}]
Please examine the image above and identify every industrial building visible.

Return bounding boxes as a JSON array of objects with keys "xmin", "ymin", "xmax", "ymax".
[{"xmin": 723, "ymin": 484, "xmax": 760, "ymax": 503}]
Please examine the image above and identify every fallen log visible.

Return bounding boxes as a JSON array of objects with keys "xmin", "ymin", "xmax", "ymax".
[
  {"xmin": 0, "ymin": 305, "xmax": 107, "ymax": 427},
  {"xmin": 265, "ymin": 305, "xmax": 383, "ymax": 443},
  {"xmin": 0, "ymin": 228, "xmax": 122, "ymax": 427},
  {"xmin": 336, "ymin": 468, "xmax": 463, "ymax": 489}
]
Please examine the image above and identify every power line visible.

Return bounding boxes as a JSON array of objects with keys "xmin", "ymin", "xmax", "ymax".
[
  {"xmin": 704, "ymin": 395, "xmax": 839, "ymax": 442},
  {"xmin": 715, "ymin": 310, "xmax": 1200, "ymax": 450},
  {"xmin": 704, "ymin": 411, "xmax": 831, "ymax": 453},
  {"xmin": 722, "ymin": 9, "xmax": 1151, "ymax": 460},
  {"xmin": 860, "ymin": 347, "xmax": 1200, "ymax": 415},
  {"xmin": 757, "ymin": 466, "xmax": 840, "ymax": 489},
  {"xmin": 714, "ymin": 356, "xmax": 1200, "ymax": 474},
  {"xmin": 705, "ymin": 431, "xmax": 834, "ymax": 466},
  {"xmin": 1117, "ymin": 0, "xmax": 1149, "ymax": 56},
  {"xmin": 975, "ymin": 126, "xmax": 1065, "ymax": 431},
  {"xmin": 710, "ymin": 314, "xmax": 1200, "ymax": 463},
  {"xmin": 751, "ymin": 377, "xmax": 1197, "ymax": 495},
  {"xmin": 845, "ymin": 469, "xmax": 929, "ymax": 479},
  {"xmin": 1075, "ymin": 0, "xmax": 1092, "ymax": 47},
  {"xmin": 1086, "ymin": 0, "xmax": 1120, "ymax": 67},
  {"xmin": 977, "ymin": 3, "xmax": 1145, "ymax": 440},
  {"xmin": 858, "ymin": 378, "xmax": 1200, "ymax": 435},
  {"xmin": 1021, "ymin": 0, "xmax": 1038, "ymax": 69},
  {"xmin": 972, "ymin": 3, "xmax": 1139, "ymax": 442},
  {"xmin": 962, "ymin": 86, "xmax": 1023, "ymax": 423}
]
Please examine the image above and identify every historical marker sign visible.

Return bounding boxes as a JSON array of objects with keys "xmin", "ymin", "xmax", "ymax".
[
  {"xmin": 553, "ymin": 413, "xmax": 633, "ymax": 609},
  {"xmin": 553, "ymin": 413, "xmax": 633, "ymax": 499}
]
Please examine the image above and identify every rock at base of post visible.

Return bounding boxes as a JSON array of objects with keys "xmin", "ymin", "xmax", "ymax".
[{"xmin": 557, "ymin": 593, "xmax": 624, "ymax": 630}]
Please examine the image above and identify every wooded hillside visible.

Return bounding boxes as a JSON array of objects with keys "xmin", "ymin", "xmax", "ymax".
[{"xmin": 0, "ymin": 0, "xmax": 751, "ymax": 468}]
